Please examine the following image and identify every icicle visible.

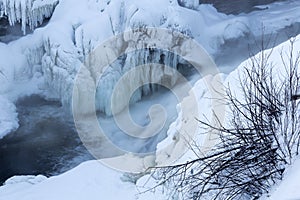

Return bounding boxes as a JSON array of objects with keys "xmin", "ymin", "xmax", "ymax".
[
  {"xmin": 95, "ymin": 48, "xmax": 180, "ymax": 116},
  {"xmin": 0, "ymin": 0, "xmax": 58, "ymax": 34}
]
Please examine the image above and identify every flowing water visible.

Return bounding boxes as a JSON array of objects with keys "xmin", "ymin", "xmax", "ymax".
[
  {"xmin": 201, "ymin": 0, "xmax": 286, "ymax": 14},
  {"xmin": 0, "ymin": 95, "xmax": 93, "ymax": 184}
]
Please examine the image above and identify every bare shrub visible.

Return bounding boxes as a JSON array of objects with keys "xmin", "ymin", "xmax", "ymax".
[{"xmin": 154, "ymin": 38, "xmax": 300, "ymax": 200}]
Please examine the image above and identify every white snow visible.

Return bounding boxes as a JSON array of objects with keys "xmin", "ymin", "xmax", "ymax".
[
  {"xmin": 0, "ymin": 95, "xmax": 18, "ymax": 139},
  {"xmin": 0, "ymin": 160, "xmax": 167, "ymax": 200},
  {"xmin": 261, "ymin": 157, "xmax": 300, "ymax": 200},
  {"xmin": 155, "ymin": 73, "xmax": 227, "ymax": 166}
]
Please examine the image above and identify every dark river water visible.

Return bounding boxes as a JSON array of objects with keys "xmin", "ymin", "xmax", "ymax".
[
  {"xmin": 201, "ymin": 0, "xmax": 286, "ymax": 14},
  {"xmin": 0, "ymin": 95, "xmax": 93, "ymax": 184}
]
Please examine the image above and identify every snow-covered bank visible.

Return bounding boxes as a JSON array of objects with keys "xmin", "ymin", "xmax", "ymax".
[
  {"xmin": 155, "ymin": 31, "xmax": 300, "ymax": 198},
  {"xmin": 0, "ymin": 161, "xmax": 136, "ymax": 200},
  {"xmin": 0, "ymin": 160, "xmax": 166, "ymax": 200},
  {"xmin": 158, "ymin": 32, "xmax": 300, "ymax": 166}
]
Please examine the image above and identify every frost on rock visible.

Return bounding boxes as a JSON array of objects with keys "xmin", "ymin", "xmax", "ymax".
[{"xmin": 0, "ymin": 0, "xmax": 59, "ymax": 34}]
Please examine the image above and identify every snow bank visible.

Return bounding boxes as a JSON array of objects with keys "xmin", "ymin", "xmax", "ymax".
[
  {"xmin": 0, "ymin": 160, "xmax": 167, "ymax": 200},
  {"xmin": 261, "ymin": 157, "xmax": 300, "ymax": 200},
  {"xmin": 157, "ymin": 32, "xmax": 300, "ymax": 170},
  {"xmin": 156, "ymin": 73, "xmax": 227, "ymax": 166}
]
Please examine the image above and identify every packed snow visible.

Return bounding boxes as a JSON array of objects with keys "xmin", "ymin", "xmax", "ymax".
[
  {"xmin": 261, "ymin": 158, "xmax": 300, "ymax": 200},
  {"xmin": 0, "ymin": 161, "xmax": 139, "ymax": 200},
  {"xmin": 0, "ymin": 160, "xmax": 168, "ymax": 200}
]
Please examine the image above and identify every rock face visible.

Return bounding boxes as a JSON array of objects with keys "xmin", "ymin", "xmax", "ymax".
[{"xmin": 0, "ymin": 16, "xmax": 8, "ymax": 36}]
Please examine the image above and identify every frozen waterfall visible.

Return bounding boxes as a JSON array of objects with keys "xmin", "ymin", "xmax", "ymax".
[{"xmin": 95, "ymin": 49, "xmax": 182, "ymax": 116}]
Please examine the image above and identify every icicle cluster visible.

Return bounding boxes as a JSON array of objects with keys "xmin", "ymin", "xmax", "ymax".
[
  {"xmin": 95, "ymin": 49, "xmax": 180, "ymax": 116},
  {"xmin": 0, "ymin": 0, "xmax": 59, "ymax": 34}
]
